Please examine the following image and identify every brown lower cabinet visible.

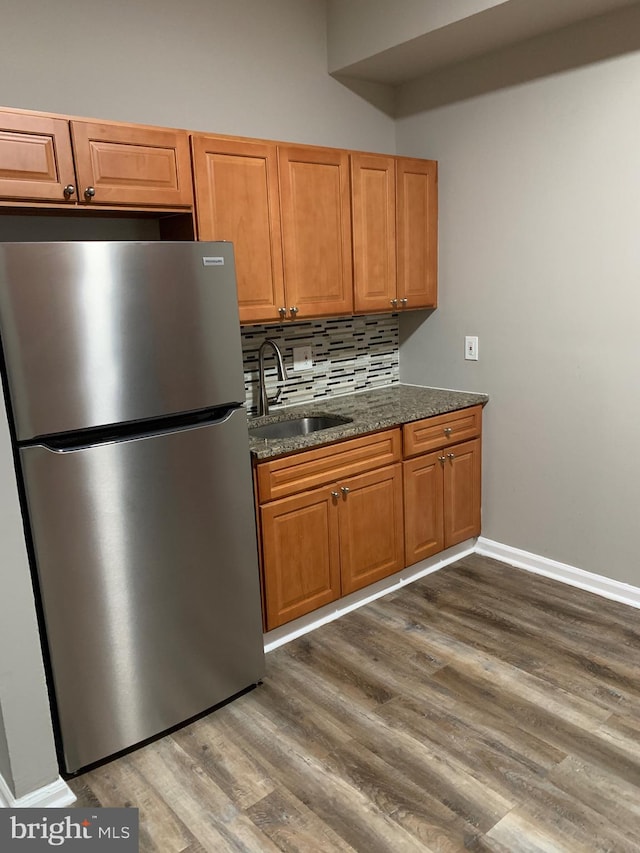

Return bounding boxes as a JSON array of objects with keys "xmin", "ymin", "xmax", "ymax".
[
  {"xmin": 256, "ymin": 407, "xmax": 482, "ymax": 630},
  {"xmin": 260, "ymin": 463, "xmax": 404, "ymax": 629},
  {"xmin": 255, "ymin": 429, "xmax": 404, "ymax": 630},
  {"xmin": 403, "ymin": 406, "xmax": 482, "ymax": 566}
]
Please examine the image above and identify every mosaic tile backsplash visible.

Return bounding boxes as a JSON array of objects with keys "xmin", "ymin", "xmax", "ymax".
[{"xmin": 241, "ymin": 315, "xmax": 399, "ymax": 415}]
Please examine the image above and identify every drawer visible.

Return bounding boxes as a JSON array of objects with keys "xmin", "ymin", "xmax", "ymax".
[
  {"xmin": 403, "ymin": 405, "xmax": 482, "ymax": 458},
  {"xmin": 256, "ymin": 428, "xmax": 402, "ymax": 502}
]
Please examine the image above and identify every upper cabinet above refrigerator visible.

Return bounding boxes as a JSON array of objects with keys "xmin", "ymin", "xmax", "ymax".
[{"xmin": 0, "ymin": 108, "xmax": 193, "ymax": 209}]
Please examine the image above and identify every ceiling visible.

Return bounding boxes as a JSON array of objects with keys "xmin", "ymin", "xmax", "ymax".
[{"xmin": 328, "ymin": 0, "xmax": 640, "ymax": 85}]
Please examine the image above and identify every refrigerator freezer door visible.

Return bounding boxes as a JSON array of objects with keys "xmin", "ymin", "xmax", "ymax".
[
  {"xmin": 20, "ymin": 407, "xmax": 264, "ymax": 773},
  {"xmin": 0, "ymin": 241, "xmax": 245, "ymax": 441}
]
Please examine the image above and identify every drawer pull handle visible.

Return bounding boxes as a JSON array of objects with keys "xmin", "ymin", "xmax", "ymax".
[{"xmin": 444, "ymin": 427, "xmax": 453, "ymax": 436}]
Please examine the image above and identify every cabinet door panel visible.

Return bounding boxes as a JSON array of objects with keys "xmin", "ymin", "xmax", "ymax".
[
  {"xmin": 0, "ymin": 112, "xmax": 76, "ymax": 203},
  {"xmin": 339, "ymin": 464, "xmax": 404, "ymax": 595},
  {"xmin": 444, "ymin": 438, "xmax": 481, "ymax": 547},
  {"xmin": 403, "ymin": 453, "xmax": 444, "ymax": 566},
  {"xmin": 71, "ymin": 121, "xmax": 193, "ymax": 207},
  {"xmin": 351, "ymin": 154, "xmax": 396, "ymax": 313},
  {"xmin": 261, "ymin": 488, "xmax": 340, "ymax": 629},
  {"xmin": 192, "ymin": 136, "xmax": 284, "ymax": 324},
  {"xmin": 278, "ymin": 145, "xmax": 353, "ymax": 317},
  {"xmin": 397, "ymin": 157, "xmax": 438, "ymax": 309}
]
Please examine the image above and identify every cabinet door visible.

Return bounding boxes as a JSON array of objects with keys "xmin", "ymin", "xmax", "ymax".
[
  {"xmin": 0, "ymin": 111, "xmax": 76, "ymax": 203},
  {"xmin": 70, "ymin": 121, "xmax": 193, "ymax": 208},
  {"xmin": 351, "ymin": 153, "xmax": 397, "ymax": 314},
  {"xmin": 339, "ymin": 464, "xmax": 404, "ymax": 595},
  {"xmin": 397, "ymin": 157, "xmax": 438, "ymax": 309},
  {"xmin": 444, "ymin": 438, "xmax": 481, "ymax": 547},
  {"xmin": 261, "ymin": 487, "xmax": 341, "ymax": 630},
  {"xmin": 192, "ymin": 135, "xmax": 285, "ymax": 324},
  {"xmin": 403, "ymin": 452, "xmax": 445, "ymax": 566},
  {"xmin": 278, "ymin": 145, "xmax": 353, "ymax": 318}
]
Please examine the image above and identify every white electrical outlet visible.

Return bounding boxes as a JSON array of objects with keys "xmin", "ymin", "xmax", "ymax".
[
  {"xmin": 465, "ymin": 336, "xmax": 479, "ymax": 361},
  {"xmin": 293, "ymin": 345, "xmax": 313, "ymax": 371}
]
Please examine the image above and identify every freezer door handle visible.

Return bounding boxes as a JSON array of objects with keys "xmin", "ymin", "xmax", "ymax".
[{"xmin": 29, "ymin": 405, "xmax": 244, "ymax": 453}]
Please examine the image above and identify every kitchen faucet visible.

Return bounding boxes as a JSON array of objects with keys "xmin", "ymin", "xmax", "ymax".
[{"xmin": 257, "ymin": 338, "xmax": 288, "ymax": 416}]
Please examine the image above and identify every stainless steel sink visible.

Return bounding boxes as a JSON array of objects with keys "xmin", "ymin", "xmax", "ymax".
[{"xmin": 249, "ymin": 414, "xmax": 352, "ymax": 440}]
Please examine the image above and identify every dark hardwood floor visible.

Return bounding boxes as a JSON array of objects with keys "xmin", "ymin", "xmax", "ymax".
[{"xmin": 69, "ymin": 554, "xmax": 640, "ymax": 851}]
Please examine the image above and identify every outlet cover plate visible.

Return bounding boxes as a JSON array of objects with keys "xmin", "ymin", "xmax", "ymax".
[{"xmin": 293, "ymin": 345, "xmax": 313, "ymax": 371}]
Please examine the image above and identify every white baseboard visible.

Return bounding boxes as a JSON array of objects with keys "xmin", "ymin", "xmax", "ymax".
[
  {"xmin": 476, "ymin": 537, "xmax": 640, "ymax": 610},
  {"xmin": 266, "ymin": 536, "xmax": 640, "ymax": 653},
  {"xmin": 264, "ymin": 539, "xmax": 477, "ymax": 652},
  {"xmin": 0, "ymin": 773, "xmax": 76, "ymax": 809}
]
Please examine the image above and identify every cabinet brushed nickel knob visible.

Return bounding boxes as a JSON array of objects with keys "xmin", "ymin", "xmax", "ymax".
[
  {"xmin": 438, "ymin": 456, "xmax": 446, "ymax": 463},
  {"xmin": 63, "ymin": 184, "xmax": 75, "ymax": 198},
  {"xmin": 400, "ymin": 298, "xmax": 408, "ymax": 306},
  {"xmin": 331, "ymin": 491, "xmax": 340, "ymax": 499},
  {"xmin": 290, "ymin": 306, "xmax": 299, "ymax": 317},
  {"xmin": 341, "ymin": 486, "xmax": 350, "ymax": 496},
  {"xmin": 84, "ymin": 186, "xmax": 96, "ymax": 199},
  {"xmin": 390, "ymin": 298, "xmax": 398, "ymax": 307},
  {"xmin": 447, "ymin": 453, "xmax": 455, "ymax": 460},
  {"xmin": 444, "ymin": 427, "xmax": 453, "ymax": 436},
  {"xmin": 278, "ymin": 307, "xmax": 287, "ymax": 318}
]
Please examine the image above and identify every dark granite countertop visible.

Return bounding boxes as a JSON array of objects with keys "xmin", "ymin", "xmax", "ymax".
[{"xmin": 248, "ymin": 384, "xmax": 489, "ymax": 461}]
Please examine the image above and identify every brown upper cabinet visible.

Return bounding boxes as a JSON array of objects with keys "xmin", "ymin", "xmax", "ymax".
[
  {"xmin": 1, "ymin": 104, "xmax": 438, "ymax": 321},
  {"xmin": 351, "ymin": 153, "xmax": 438, "ymax": 313},
  {"xmin": 193, "ymin": 138, "xmax": 354, "ymax": 324},
  {"xmin": 192, "ymin": 135, "xmax": 285, "ymax": 325},
  {"xmin": 0, "ymin": 111, "xmax": 76, "ymax": 203},
  {"xmin": 0, "ymin": 108, "xmax": 193, "ymax": 209},
  {"xmin": 278, "ymin": 144, "xmax": 353, "ymax": 320},
  {"xmin": 70, "ymin": 121, "xmax": 193, "ymax": 208},
  {"xmin": 397, "ymin": 157, "xmax": 438, "ymax": 310}
]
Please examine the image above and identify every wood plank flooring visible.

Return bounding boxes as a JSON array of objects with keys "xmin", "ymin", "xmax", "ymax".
[{"xmin": 69, "ymin": 554, "xmax": 640, "ymax": 851}]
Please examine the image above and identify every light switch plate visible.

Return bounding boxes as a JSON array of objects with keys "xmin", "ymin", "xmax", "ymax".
[
  {"xmin": 293, "ymin": 345, "xmax": 313, "ymax": 371},
  {"xmin": 465, "ymin": 335, "xmax": 479, "ymax": 361}
]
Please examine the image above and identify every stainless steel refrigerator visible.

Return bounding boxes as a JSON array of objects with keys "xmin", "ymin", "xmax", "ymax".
[{"xmin": 0, "ymin": 241, "xmax": 265, "ymax": 774}]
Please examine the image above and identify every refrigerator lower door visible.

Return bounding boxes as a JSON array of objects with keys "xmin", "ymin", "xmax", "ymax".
[{"xmin": 20, "ymin": 408, "xmax": 264, "ymax": 773}]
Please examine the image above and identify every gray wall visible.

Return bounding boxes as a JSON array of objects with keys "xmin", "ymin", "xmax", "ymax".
[
  {"xmin": 0, "ymin": 0, "xmax": 394, "ymax": 150},
  {"xmin": 398, "ymin": 5, "xmax": 640, "ymax": 587},
  {"xmin": 0, "ymin": 0, "xmax": 394, "ymax": 799},
  {"xmin": 0, "ymin": 404, "xmax": 59, "ymax": 799}
]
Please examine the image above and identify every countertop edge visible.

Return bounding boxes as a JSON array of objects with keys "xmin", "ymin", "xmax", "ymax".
[{"xmin": 248, "ymin": 385, "xmax": 489, "ymax": 461}]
